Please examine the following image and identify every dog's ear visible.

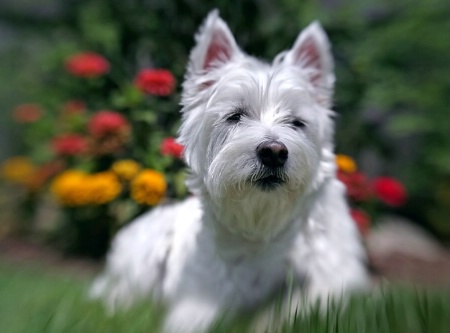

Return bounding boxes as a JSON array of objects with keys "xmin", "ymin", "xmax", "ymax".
[
  {"xmin": 283, "ymin": 22, "xmax": 335, "ymax": 106},
  {"xmin": 188, "ymin": 10, "xmax": 241, "ymax": 75}
]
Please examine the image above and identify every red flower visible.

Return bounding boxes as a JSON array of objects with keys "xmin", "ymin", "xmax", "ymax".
[
  {"xmin": 12, "ymin": 104, "xmax": 43, "ymax": 123},
  {"xmin": 160, "ymin": 137, "xmax": 184, "ymax": 158},
  {"xmin": 26, "ymin": 160, "xmax": 66, "ymax": 191},
  {"xmin": 52, "ymin": 134, "xmax": 88, "ymax": 156},
  {"xmin": 63, "ymin": 100, "xmax": 86, "ymax": 114},
  {"xmin": 337, "ymin": 171, "xmax": 372, "ymax": 202},
  {"xmin": 372, "ymin": 177, "xmax": 407, "ymax": 207},
  {"xmin": 350, "ymin": 209, "xmax": 371, "ymax": 236},
  {"xmin": 134, "ymin": 69, "xmax": 176, "ymax": 96},
  {"xmin": 65, "ymin": 52, "xmax": 110, "ymax": 78},
  {"xmin": 88, "ymin": 111, "xmax": 129, "ymax": 138}
]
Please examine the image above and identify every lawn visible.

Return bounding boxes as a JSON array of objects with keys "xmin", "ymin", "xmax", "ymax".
[{"xmin": 0, "ymin": 262, "xmax": 448, "ymax": 333}]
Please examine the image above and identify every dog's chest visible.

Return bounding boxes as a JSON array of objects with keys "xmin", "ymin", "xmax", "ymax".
[{"xmin": 224, "ymin": 250, "xmax": 288, "ymax": 307}]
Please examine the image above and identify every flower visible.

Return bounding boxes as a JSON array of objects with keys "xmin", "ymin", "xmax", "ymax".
[
  {"xmin": 1, "ymin": 157, "xmax": 34, "ymax": 184},
  {"xmin": 131, "ymin": 169, "xmax": 166, "ymax": 205},
  {"xmin": 88, "ymin": 111, "xmax": 129, "ymax": 138},
  {"xmin": 51, "ymin": 170, "xmax": 90, "ymax": 206},
  {"xmin": 372, "ymin": 177, "xmax": 407, "ymax": 207},
  {"xmin": 65, "ymin": 52, "xmax": 110, "ymax": 78},
  {"xmin": 111, "ymin": 160, "xmax": 141, "ymax": 181},
  {"xmin": 52, "ymin": 134, "xmax": 88, "ymax": 156},
  {"xmin": 134, "ymin": 69, "xmax": 176, "ymax": 96},
  {"xmin": 350, "ymin": 208, "xmax": 371, "ymax": 236},
  {"xmin": 51, "ymin": 170, "xmax": 121, "ymax": 206},
  {"xmin": 337, "ymin": 171, "xmax": 372, "ymax": 202},
  {"xmin": 336, "ymin": 154, "xmax": 357, "ymax": 173},
  {"xmin": 87, "ymin": 111, "xmax": 130, "ymax": 155},
  {"xmin": 25, "ymin": 160, "xmax": 66, "ymax": 191},
  {"xmin": 12, "ymin": 104, "xmax": 43, "ymax": 123},
  {"xmin": 87, "ymin": 172, "xmax": 122, "ymax": 205},
  {"xmin": 63, "ymin": 100, "xmax": 86, "ymax": 114},
  {"xmin": 160, "ymin": 137, "xmax": 184, "ymax": 159}
]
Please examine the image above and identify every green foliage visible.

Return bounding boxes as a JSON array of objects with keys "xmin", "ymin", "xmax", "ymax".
[{"xmin": 0, "ymin": 263, "xmax": 449, "ymax": 333}]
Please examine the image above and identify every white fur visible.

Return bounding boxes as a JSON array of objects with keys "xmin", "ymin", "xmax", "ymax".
[{"xmin": 90, "ymin": 10, "xmax": 369, "ymax": 333}]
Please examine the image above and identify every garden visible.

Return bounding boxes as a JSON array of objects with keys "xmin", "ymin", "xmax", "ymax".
[{"xmin": 0, "ymin": 0, "xmax": 448, "ymax": 332}]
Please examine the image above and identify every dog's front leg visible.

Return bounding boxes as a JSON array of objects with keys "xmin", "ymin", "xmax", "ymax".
[{"xmin": 163, "ymin": 297, "xmax": 221, "ymax": 333}]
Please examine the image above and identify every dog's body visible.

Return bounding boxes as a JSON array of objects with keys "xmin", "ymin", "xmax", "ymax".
[{"xmin": 91, "ymin": 10, "xmax": 368, "ymax": 332}]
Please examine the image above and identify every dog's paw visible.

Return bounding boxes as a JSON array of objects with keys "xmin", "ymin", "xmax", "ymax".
[{"xmin": 163, "ymin": 298, "xmax": 220, "ymax": 333}]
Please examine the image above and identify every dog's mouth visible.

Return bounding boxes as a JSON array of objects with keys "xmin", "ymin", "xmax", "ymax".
[{"xmin": 254, "ymin": 174, "xmax": 286, "ymax": 191}]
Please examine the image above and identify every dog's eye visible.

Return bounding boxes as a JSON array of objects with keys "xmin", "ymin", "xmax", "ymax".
[
  {"xmin": 226, "ymin": 113, "xmax": 242, "ymax": 123},
  {"xmin": 291, "ymin": 119, "xmax": 306, "ymax": 129}
]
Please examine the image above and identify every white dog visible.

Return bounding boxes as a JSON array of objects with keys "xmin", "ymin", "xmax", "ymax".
[{"xmin": 91, "ymin": 10, "xmax": 368, "ymax": 332}]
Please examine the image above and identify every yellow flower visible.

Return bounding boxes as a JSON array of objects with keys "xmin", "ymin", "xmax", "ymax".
[
  {"xmin": 111, "ymin": 159, "xmax": 141, "ymax": 181},
  {"xmin": 87, "ymin": 172, "xmax": 122, "ymax": 204},
  {"xmin": 51, "ymin": 170, "xmax": 90, "ymax": 206},
  {"xmin": 1, "ymin": 157, "xmax": 35, "ymax": 184},
  {"xmin": 131, "ymin": 169, "xmax": 166, "ymax": 205},
  {"xmin": 51, "ymin": 170, "xmax": 122, "ymax": 206},
  {"xmin": 336, "ymin": 154, "xmax": 357, "ymax": 173}
]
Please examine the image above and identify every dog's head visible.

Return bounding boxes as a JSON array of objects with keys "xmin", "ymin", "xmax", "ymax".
[{"xmin": 179, "ymin": 10, "xmax": 337, "ymax": 239}]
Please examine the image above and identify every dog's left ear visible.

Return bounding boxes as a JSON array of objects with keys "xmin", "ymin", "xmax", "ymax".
[
  {"xmin": 283, "ymin": 22, "xmax": 335, "ymax": 106},
  {"xmin": 188, "ymin": 10, "xmax": 241, "ymax": 76}
]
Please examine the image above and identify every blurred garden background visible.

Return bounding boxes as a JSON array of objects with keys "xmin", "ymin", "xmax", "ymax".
[{"xmin": 0, "ymin": 0, "xmax": 448, "ymax": 331}]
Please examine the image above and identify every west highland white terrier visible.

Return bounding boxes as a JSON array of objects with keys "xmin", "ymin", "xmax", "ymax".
[{"xmin": 91, "ymin": 10, "xmax": 369, "ymax": 332}]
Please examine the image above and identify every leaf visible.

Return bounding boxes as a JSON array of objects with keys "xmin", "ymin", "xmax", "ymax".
[
  {"xmin": 386, "ymin": 114, "xmax": 434, "ymax": 136},
  {"xmin": 113, "ymin": 200, "xmax": 140, "ymax": 226},
  {"xmin": 132, "ymin": 110, "xmax": 157, "ymax": 125},
  {"xmin": 77, "ymin": 2, "xmax": 120, "ymax": 53},
  {"xmin": 173, "ymin": 171, "xmax": 187, "ymax": 198}
]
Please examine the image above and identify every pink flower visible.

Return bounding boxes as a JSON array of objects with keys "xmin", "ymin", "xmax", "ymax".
[
  {"xmin": 134, "ymin": 69, "xmax": 176, "ymax": 96},
  {"xmin": 63, "ymin": 100, "xmax": 86, "ymax": 114},
  {"xmin": 65, "ymin": 52, "xmax": 110, "ymax": 78},
  {"xmin": 160, "ymin": 138, "xmax": 184, "ymax": 159},
  {"xmin": 372, "ymin": 177, "xmax": 407, "ymax": 207},
  {"xmin": 88, "ymin": 111, "xmax": 129, "ymax": 138},
  {"xmin": 350, "ymin": 209, "xmax": 371, "ymax": 236},
  {"xmin": 52, "ymin": 134, "xmax": 88, "ymax": 156},
  {"xmin": 12, "ymin": 104, "xmax": 43, "ymax": 123},
  {"xmin": 337, "ymin": 171, "xmax": 372, "ymax": 202}
]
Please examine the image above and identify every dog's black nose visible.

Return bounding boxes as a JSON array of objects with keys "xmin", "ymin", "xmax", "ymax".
[{"xmin": 256, "ymin": 141, "xmax": 288, "ymax": 167}]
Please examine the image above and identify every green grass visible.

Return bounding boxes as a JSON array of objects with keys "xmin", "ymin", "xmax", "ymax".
[{"xmin": 0, "ymin": 262, "xmax": 448, "ymax": 333}]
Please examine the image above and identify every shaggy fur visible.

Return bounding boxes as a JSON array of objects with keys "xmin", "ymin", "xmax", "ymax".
[{"xmin": 90, "ymin": 10, "xmax": 369, "ymax": 333}]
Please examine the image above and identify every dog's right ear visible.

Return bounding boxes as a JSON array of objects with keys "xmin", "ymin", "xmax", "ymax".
[
  {"xmin": 188, "ymin": 10, "xmax": 241, "ymax": 76},
  {"xmin": 281, "ymin": 22, "xmax": 335, "ymax": 107}
]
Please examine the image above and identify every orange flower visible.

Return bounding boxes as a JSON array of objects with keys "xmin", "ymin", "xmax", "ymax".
[
  {"xmin": 131, "ymin": 169, "xmax": 166, "ymax": 205},
  {"xmin": 12, "ymin": 104, "xmax": 43, "ymax": 123},
  {"xmin": 1, "ymin": 157, "xmax": 35, "ymax": 184},
  {"xmin": 336, "ymin": 154, "xmax": 357, "ymax": 173},
  {"xmin": 65, "ymin": 52, "xmax": 110, "ymax": 78},
  {"xmin": 134, "ymin": 69, "xmax": 176, "ymax": 96},
  {"xmin": 111, "ymin": 160, "xmax": 141, "ymax": 181},
  {"xmin": 51, "ymin": 170, "xmax": 90, "ymax": 206},
  {"xmin": 51, "ymin": 170, "xmax": 122, "ymax": 206},
  {"xmin": 87, "ymin": 172, "xmax": 122, "ymax": 205}
]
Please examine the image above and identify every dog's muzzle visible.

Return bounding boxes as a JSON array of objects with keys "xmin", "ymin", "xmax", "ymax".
[{"xmin": 253, "ymin": 141, "xmax": 288, "ymax": 190}]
